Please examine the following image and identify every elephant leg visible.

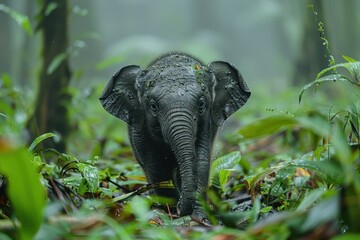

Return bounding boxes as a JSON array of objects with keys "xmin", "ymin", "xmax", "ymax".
[
  {"xmin": 128, "ymin": 127, "xmax": 178, "ymax": 198},
  {"xmin": 144, "ymin": 151, "xmax": 178, "ymax": 198}
]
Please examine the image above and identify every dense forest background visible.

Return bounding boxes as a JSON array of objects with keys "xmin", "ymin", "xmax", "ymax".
[
  {"xmin": 3, "ymin": 0, "xmax": 360, "ymax": 86},
  {"xmin": 1, "ymin": 0, "xmax": 359, "ymax": 239}
]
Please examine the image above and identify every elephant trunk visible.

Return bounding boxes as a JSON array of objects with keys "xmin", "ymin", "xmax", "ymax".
[{"xmin": 162, "ymin": 107, "xmax": 197, "ymax": 216}]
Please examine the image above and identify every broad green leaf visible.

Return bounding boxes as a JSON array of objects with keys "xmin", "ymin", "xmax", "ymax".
[
  {"xmin": 299, "ymin": 73, "xmax": 349, "ymax": 103},
  {"xmin": 210, "ymin": 151, "xmax": 241, "ymax": 188},
  {"xmin": 299, "ymin": 60, "xmax": 360, "ymax": 103},
  {"xmin": 296, "ymin": 188, "xmax": 326, "ymax": 211},
  {"xmin": 235, "ymin": 115, "xmax": 296, "ymax": 140},
  {"xmin": 331, "ymin": 124, "xmax": 354, "ymax": 185},
  {"xmin": 47, "ymin": 53, "xmax": 67, "ymax": 75},
  {"xmin": 315, "ymin": 62, "xmax": 360, "ymax": 81},
  {"xmin": 0, "ymin": 148, "xmax": 45, "ymax": 240},
  {"xmin": 300, "ymin": 196, "xmax": 339, "ymax": 233},
  {"xmin": 251, "ymin": 197, "xmax": 261, "ymax": 224},
  {"xmin": 218, "ymin": 169, "xmax": 232, "ymax": 190},
  {"xmin": 0, "ymin": 4, "xmax": 33, "ymax": 36},
  {"xmin": 332, "ymin": 124, "xmax": 352, "ymax": 165},
  {"xmin": 28, "ymin": 132, "xmax": 56, "ymax": 152},
  {"xmin": 260, "ymin": 206, "xmax": 272, "ymax": 213},
  {"xmin": 299, "ymin": 56, "xmax": 360, "ymax": 103},
  {"xmin": 345, "ymin": 62, "xmax": 360, "ymax": 81},
  {"xmin": 296, "ymin": 113, "xmax": 330, "ymax": 137},
  {"xmin": 77, "ymin": 162, "xmax": 99, "ymax": 193}
]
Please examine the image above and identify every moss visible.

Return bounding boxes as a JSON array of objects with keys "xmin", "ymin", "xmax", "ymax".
[{"xmin": 193, "ymin": 64, "xmax": 207, "ymax": 84}]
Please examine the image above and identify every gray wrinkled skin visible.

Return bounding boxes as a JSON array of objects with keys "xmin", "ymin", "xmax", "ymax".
[{"xmin": 99, "ymin": 53, "xmax": 251, "ymax": 222}]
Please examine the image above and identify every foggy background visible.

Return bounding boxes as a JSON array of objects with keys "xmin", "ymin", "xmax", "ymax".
[{"xmin": 2, "ymin": 0, "xmax": 359, "ymax": 95}]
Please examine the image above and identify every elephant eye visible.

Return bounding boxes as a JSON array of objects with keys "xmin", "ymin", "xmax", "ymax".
[
  {"xmin": 198, "ymin": 96, "xmax": 206, "ymax": 115},
  {"xmin": 149, "ymin": 99, "xmax": 159, "ymax": 115}
]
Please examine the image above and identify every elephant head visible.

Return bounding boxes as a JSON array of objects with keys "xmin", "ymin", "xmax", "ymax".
[{"xmin": 99, "ymin": 53, "xmax": 250, "ymax": 218}]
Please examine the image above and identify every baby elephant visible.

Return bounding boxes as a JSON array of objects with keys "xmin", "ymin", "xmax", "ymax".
[{"xmin": 100, "ymin": 53, "xmax": 250, "ymax": 222}]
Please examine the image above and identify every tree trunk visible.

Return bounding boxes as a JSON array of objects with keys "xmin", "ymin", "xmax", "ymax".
[
  {"xmin": 27, "ymin": 0, "xmax": 71, "ymax": 152},
  {"xmin": 292, "ymin": 0, "xmax": 328, "ymax": 85}
]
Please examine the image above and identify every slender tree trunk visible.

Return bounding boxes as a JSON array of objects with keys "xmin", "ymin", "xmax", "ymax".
[
  {"xmin": 9, "ymin": 0, "xmax": 35, "ymax": 87},
  {"xmin": 27, "ymin": 0, "xmax": 71, "ymax": 152},
  {"xmin": 335, "ymin": 0, "xmax": 360, "ymax": 58},
  {"xmin": 292, "ymin": 0, "xmax": 328, "ymax": 85}
]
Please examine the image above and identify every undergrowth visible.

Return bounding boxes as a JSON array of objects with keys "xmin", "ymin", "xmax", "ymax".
[{"xmin": 1, "ymin": 53, "xmax": 359, "ymax": 239}]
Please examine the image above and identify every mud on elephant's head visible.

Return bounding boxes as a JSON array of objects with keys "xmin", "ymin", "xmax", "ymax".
[{"xmin": 99, "ymin": 53, "xmax": 250, "ymax": 221}]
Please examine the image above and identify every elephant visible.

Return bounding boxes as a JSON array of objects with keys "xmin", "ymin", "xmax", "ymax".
[{"xmin": 99, "ymin": 53, "xmax": 250, "ymax": 222}]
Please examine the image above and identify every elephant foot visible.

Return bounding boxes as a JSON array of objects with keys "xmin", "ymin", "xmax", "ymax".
[
  {"xmin": 177, "ymin": 195, "xmax": 195, "ymax": 216},
  {"xmin": 190, "ymin": 209, "xmax": 211, "ymax": 226},
  {"xmin": 176, "ymin": 194, "xmax": 211, "ymax": 226}
]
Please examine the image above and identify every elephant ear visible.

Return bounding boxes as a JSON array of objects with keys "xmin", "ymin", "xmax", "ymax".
[
  {"xmin": 99, "ymin": 65, "xmax": 144, "ymax": 128},
  {"xmin": 208, "ymin": 61, "xmax": 251, "ymax": 126}
]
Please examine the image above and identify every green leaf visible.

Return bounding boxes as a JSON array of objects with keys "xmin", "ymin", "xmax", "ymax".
[
  {"xmin": 210, "ymin": 151, "xmax": 241, "ymax": 188},
  {"xmin": 77, "ymin": 162, "xmax": 99, "ymax": 193},
  {"xmin": 260, "ymin": 206, "xmax": 273, "ymax": 213},
  {"xmin": 300, "ymin": 196, "xmax": 339, "ymax": 233},
  {"xmin": 0, "ymin": 148, "xmax": 45, "ymax": 240},
  {"xmin": 331, "ymin": 124, "xmax": 354, "ymax": 185},
  {"xmin": 296, "ymin": 113, "xmax": 330, "ymax": 137},
  {"xmin": 0, "ymin": 4, "xmax": 33, "ymax": 36},
  {"xmin": 314, "ymin": 62, "xmax": 358, "ymax": 80},
  {"xmin": 299, "ymin": 73, "xmax": 350, "ymax": 103},
  {"xmin": 299, "ymin": 60, "xmax": 360, "ymax": 103},
  {"xmin": 296, "ymin": 188, "xmax": 326, "ymax": 211},
  {"xmin": 0, "ymin": 73, "xmax": 12, "ymax": 88},
  {"xmin": 28, "ymin": 132, "xmax": 56, "ymax": 152},
  {"xmin": 47, "ymin": 53, "xmax": 67, "ymax": 75},
  {"xmin": 343, "ymin": 55, "xmax": 357, "ymax": 63},
  {"xmin": 349, "ymin": 103, "xmax": 360, "ymax": 141},
  {"xmin": 45, "ymin": 2, "xmax": 58, "ymax": 16},
  {"xmin": 218, "ymin": 169, "xmax": 232, "ymax": 190},
  {"xmin": 251, "ymin": 197, "xmax": 261, "ymax": 224},
  {"xmin": 235, "ymin": 115, "xmax": 296, "ymax": 140}
]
